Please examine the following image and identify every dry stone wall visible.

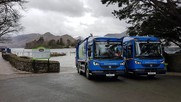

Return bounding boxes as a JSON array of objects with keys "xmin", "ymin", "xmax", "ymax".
[{"xmin": 2, "ymin": 53, "xmax": 60, "ymax": 73}]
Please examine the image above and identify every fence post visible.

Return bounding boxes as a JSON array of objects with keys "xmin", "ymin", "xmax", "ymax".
[
  {"xmin": 33, "ymin": 60, "xmax": 37, "ymax": 73},
  {"xmin": 48, "ymin": 59, "xmax": 50, "ymax": 72}
]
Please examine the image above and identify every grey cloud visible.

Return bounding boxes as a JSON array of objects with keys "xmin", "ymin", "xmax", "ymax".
[
  {"xmin": 85, "ymin": 0, "xmax": 119, "ymax": 18},
  {"xmin": 20, "ymin": 9, "xmax": 72, "ymax": 35},
  {"xmin": 85, "ymin": 17, "xmax": 127, "ymax": 36},
  {"xmin": 19, "ymin": 0, "xmax": 128, "ymax": 37},
  {"xmin": 64, "ymin": 17, "xmax": 128, "ymax": 38},
  {"xmin": 27, "ymin": 0, "xmax": 88, "ymax": 17}
]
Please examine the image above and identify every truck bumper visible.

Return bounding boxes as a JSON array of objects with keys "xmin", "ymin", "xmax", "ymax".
[
  {"xmin": 90, "ymin": 70, "xmax": 125, "ymax": 76},
  {"xmin": 132, "ymin": 68, "xmax": 166, "ymax": 75}
]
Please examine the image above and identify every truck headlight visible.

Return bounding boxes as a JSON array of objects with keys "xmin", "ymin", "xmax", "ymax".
[
  {"xmin": 120, "ymin": 62, "xmax": 125, "ymax": 65},
  {"xmin": 93, "ymin": 62, "xmax": 99, "ymax": 66},
  {"xmin": 135, "ymin": 61, "xmax": 141, "ymax": 64},
  {"xmin": 161, "ymin": 60, "xmax": 165, "ymax": 64}
]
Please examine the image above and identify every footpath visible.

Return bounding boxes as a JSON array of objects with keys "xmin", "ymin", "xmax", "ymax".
[
  {"xmin": 0, "ymin": 52, "xmax": 19, "ymax": 75},
  {"xmin": 0, "ymin": 52, "xmax": 38, "ymax": 80}
]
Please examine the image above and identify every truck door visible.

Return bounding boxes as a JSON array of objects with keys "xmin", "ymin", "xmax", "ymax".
[{"xmin": 126, "ymin": 42, "xmax": 134, "ymax": 70}]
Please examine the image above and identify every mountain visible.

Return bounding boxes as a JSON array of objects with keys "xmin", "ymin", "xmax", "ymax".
[
  {"xmin": 25, "ymin": 33, "xmax": 76, "ymax": 48},
  {"xmin": 0, "ymin": 33, "xmax": 41, "ymax": 48},
  {"xmin": 60, "ymin": 34, "xmax": 76, "ymax": 45},
  {"xmin": 75, "ymin": 36, "xmax": 84, "ymax": 40},
  {"xmin": 0, "ymin": 31, "xmax": 127, "ymax": 48},
  {"xmin": 42, "ymin": 32, "xmax": 55, "ymax": 41},
  {"xmin": 35, "ymin": 33, "xmax": 76, "ymax": 45},
  {"xmin": 104, "ymin": 31, "xmax": 127, "ymax": 38},
  {"xmin": 0, "ymin": 32, "xmax": 76, "ymax": 48}
]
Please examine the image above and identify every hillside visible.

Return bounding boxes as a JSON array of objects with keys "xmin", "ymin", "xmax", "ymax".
[
  {"xmin": 13, "ymin": 33, "xmax": 41, "ymax": 47},
  {"xmin": 25, "ymin": 32, "xmax": 76, "ymax": 49},
  {"xmin": 0, "ymin": 31, "xmax": 128, "ymax": 48},
  {"xmin": 0, "ymin": 33, "xmax": 41, "ymax": 48},
  {"xmin": 104, "ymin": 31, "xmax": 127, "ymax": 38},
  {"xmin": 0, "ymin": 32, "xmax": 76, "ymax": 48}
]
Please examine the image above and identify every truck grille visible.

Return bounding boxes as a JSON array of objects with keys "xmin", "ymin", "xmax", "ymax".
[
  {"xmin": 144, "ymin": 68, "xmax": 157, "ymax": 71},
  {"xmin": 100, "ymin": 65, "xmax": 119, "ymax": 69},
  {"xmin": 142, "ymin": 64, "xmax": 160, "ymax": 67}
]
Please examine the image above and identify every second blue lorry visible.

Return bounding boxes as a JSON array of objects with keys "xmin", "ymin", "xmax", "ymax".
[{"xmin": 122, "ymin": 36, "xmax": 166, "ymax": 77}]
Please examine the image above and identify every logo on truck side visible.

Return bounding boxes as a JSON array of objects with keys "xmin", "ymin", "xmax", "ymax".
[{"xmin": 150, "ymin": 64, "xmax": 153, "ymax": 67}]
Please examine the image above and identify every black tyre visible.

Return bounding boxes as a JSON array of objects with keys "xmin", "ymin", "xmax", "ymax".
[
  {"xmin": 86, "ymin": 67, "xmax": 92, "ymax": 80},
  {"xmin": 112, "ymin": 75, "xmax": 119, "ymax": 79},
  {"xmin": 77, "ymin": 63, "xmax": 83, "ymax": 75},
  {"xmin": 147, "ymin": 75, "xmax": 156, "ymax": 78},
  {"xmin": 125, "ymin": 63, "xmax": 129, "ymax": 75}
]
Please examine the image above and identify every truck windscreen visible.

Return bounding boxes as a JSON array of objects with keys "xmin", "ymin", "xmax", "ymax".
[
  {"xmin": 94, "ymin": 41, "xmax": 123, "ymax": 59},
  {"xmin": 135, "ymin": 42, "xmax": 163, "ymax": 58}
]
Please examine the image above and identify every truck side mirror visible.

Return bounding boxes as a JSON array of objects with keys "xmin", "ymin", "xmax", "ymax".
[
  {"xmin": 128, "ymin": 46, "xmax": 132, "ymax": 50},
  {"xmin": 105, "ymin": 44, "xmax": 109, "ymax": 47},
  {"xmin": 124, "ymin": 57, "xmax": 126, "ymax": 60}
]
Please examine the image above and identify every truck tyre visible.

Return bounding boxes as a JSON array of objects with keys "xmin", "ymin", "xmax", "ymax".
[
  {"xmin": 112, "ymin": 75, "xmax": 118, "ymax": 79},
  {"xmin": 77, "ymin": 67, "xmax": 80, "ymax": 74},
  {"xmin": 147, "ymin": 75, "xmax": 155, "ymax": 78},
  {"xmin": 125, "ymin": 63, "xmax": 129, "ymax": 75},
  {"xmin": 86, "ymin": 67, "xmax": 92, "ymax": 80},
  {"xmin": 77, "ymin": 63, "xmax": 83, "ymax": 75}
]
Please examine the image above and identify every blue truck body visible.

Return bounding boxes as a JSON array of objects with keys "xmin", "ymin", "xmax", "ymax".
[
  {"xmin": 121, "ymin": 36, "xmax": 166, "ymax": 76},
  {"xmin": 76, "ymin": 36, "xmax": 125, "ymax": 79}
]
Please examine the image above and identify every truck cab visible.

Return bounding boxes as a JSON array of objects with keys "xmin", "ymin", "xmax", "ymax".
[
  {"xmin": 122, "ymin": 36, "xmax": 166, "ymax": 76},
  {"xmin": 76, "ymin": 36, "xmax": 125, "ymax": 79}
]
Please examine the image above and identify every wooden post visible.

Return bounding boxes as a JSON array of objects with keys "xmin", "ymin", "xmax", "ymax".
[
  {"xmin": 33, "ymin": 59, "xmax": 37, "ymax": 73},
  {"xmin": 48, "ymin": 58, "xmax": 50, "ymax": 72}
]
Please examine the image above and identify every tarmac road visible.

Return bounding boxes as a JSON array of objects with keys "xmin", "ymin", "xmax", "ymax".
[{"xmin": 0, "ymin": 69, "xmax": 181, "ymax": 102}]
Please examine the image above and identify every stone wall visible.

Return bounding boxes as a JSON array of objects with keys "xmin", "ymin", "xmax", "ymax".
[
  {"xmin": 2, "ymin": 53, "xmax": 60, "ymax": 73},
  {"xmin": 164, "ymin": 53, "xmax": 181, "ymax": 72}
]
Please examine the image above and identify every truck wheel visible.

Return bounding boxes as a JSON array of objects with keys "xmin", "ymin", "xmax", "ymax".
[
  {"xmin": 147, "ymin": 75, "xmax": 155, "ymax": 78},
  {"xmin": 77, "ymin": 67, "xmax": 79, "ymax": 73},
  {"xmin": 86, "ymin": 68, "xmax": 92, "ymax": 80},
  {"xmin": 77, "ymin": 67, "xmax": 80, "ymax": 74},
  {"xmin": 77, "ymin": 64, "xmax": 82, "ymax": 75},
  {"xmin": 125, "ymin": 63, "xmax": 129, "ymax": 75},
  {"xmin": 112, "ymin": 75, "xmax": 118, "ymax": 80}
]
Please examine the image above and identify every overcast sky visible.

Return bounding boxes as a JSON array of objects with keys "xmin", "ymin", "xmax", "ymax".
[{"xmin": 19, "ymin": 0, "xmax": 129, "ymax": 37}]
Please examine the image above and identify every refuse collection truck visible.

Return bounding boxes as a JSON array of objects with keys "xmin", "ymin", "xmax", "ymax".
[
  {"xmin": 122, "ymin": 36, "xmax": 166, "ymax": 76},
  {"xmin": 76, "ymin": 35, "xmax": 125, "ymax": 79}
]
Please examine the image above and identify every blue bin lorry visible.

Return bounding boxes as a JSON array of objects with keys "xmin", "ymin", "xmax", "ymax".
[
  {"xmin": 76, "ymin": 35, "xmax": 125, "ymax": 79},
  {"xmin": 122, "ymin": 36, "xmax": 166, "ymax": 76}
]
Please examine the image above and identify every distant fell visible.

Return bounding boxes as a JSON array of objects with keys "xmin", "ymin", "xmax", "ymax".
[
  {"xmin": 0, "ymin": 33, "xmax": 41, "ymax": 48},
  {"xmin": 0, "ymin": 32, "xmax": 76, "ymax": 48},
  {"xmin": 25, "ymin": 33, "xmax": 76, "ymax": 49},
  {"xmin": 42, "ymin": 32, "xmax": 55, "ymax": 41},
  {"xmin": 104, "ymin": 31, "xmax": 127, "ymax": 38}
]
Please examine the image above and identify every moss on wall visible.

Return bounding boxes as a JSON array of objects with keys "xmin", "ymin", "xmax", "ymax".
[{"xmin": 2, "ymin": 53, "xmax": 60, "ymax": 73}]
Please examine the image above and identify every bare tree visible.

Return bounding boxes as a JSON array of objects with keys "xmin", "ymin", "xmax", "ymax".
[{"xmin": 0, "ymin": 0, "xmax": 26, "ymax": 37}]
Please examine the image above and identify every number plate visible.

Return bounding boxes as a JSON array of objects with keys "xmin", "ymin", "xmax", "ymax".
[
  {"xmin": 148, "ymin": 72, "xmax": 156, "ymax": 75},
  {"xmin": 106, "ymin": 74, "xmax": 115, "ymax": 77}
]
